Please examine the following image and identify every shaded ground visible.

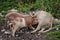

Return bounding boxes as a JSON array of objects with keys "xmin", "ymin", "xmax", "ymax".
[
  {"xmin": 0, "ymin": 28, "xmax": 50, "ymax": 40},
  {"xmin": 0, "ymin": 22, "xmax": 50, "ymax": 40}
]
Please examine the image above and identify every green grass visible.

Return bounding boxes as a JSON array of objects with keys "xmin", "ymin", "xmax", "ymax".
[
  {"xmin": 0, "ymin": 0, "xmax": 60, "ymax": 16},
  {"xmin": 45, "ymin": 30, "xmax": 60, "ymax": 40}
]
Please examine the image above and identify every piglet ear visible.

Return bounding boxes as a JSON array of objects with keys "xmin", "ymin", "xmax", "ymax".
[{"xmin": 29, "ymin": 12, "xmax": 34, "ymax": 17}]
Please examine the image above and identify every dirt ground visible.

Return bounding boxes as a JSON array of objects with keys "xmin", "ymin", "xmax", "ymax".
[{"xmin": 0, "ymin": 22, "xmax": 50, "ymax": 40}]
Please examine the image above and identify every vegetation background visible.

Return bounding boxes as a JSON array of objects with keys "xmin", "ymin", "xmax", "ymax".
[{"xmin": 0, "ymin": 0, "xmax": 60, "ymax": 40}]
